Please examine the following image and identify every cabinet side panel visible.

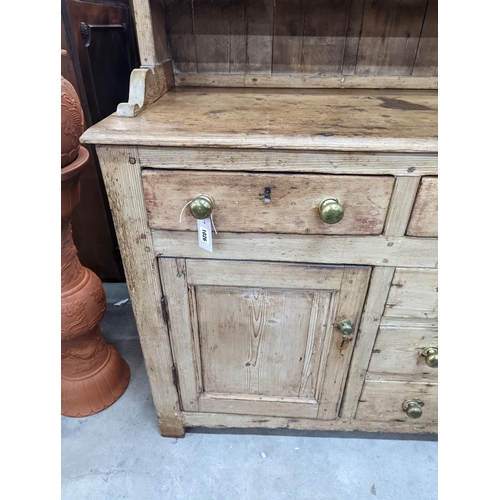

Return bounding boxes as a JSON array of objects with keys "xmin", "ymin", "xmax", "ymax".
[{"xmin": 95, "ymin": 145, "xmax": 184, "ymax": 437}]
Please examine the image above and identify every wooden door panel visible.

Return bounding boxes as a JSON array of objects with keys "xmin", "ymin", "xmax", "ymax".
[
  {"xmin": 159, "ymin": 258, "xmax": 370, "ymax": 419},
  {"xmin": 196, "ymin": 286, "xmax": 334, "ymax": 399}
]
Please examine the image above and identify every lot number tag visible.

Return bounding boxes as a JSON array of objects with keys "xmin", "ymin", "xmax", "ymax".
[{"xmin": 197, "ymin": 218, "xmax": 213, "ymax": 252}]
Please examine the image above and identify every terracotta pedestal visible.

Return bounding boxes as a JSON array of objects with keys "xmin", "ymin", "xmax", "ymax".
[{"xmin": 61, "ymin": 147, "xmax": 130, "ymax": 417}]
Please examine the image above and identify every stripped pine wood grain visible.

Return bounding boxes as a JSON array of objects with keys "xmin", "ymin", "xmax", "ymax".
[
  {"xmin": 342, "ymin": 0, "xmax": 365, "ymax": 75},
  {"xmin": 198, "ymin": 394, "xmax": 318, "ymax": 418},
  {"xmin": 380, "ymin": 317, "xmax": 437, "ymax": 329},
  {"xmin": 368, "ymin": 325, "xmax": 438, "ymax": 379},
  {"xmin": 160, "ymin": 0, "xmax": 437, "ymax": 79},
  {"xmin": 356, "ymin": 379, "xmax": 437, "ymax": 424},
  {"xmin": 157, "ymin": 259, "xmax": 201, "ymax": 411},
  {"xmin": 138, "ymin": 147, "xmax": 438, "ymax": 176},
  {"xmin": 406, "ymin": 176, "xmax": 438, "ymax": 236},
  {"xmin": 132, "ymin": 0, "xmax": 168, "ymax": 66},
  {"xmin": 413, "ymin": 0, "xmax": 438, "ymax": 77},
  {"xmin": 272, "ymin": 0, "xmax": 304, "ymax": 74},
  {"xmin": 340, "ymin": 266, "xmax": 395, "ymax": 418},
  {"xmin": 384, "ymin": 268, "xmax": 438, "ymax": 319},
  {"xmin": 152, "ymin": 231, "xmax": 438, "ymax": 269},
  {"xmin": 193, "ymin": 0, "xmax": 231, "ymax": 73},
  {"xmin": 156, "ymin": 259, "xmax": 370, "ymax": 420},
  {"xmin": 229, "ymin": 0, "xmax": 246, "ymax": 73},
  {"xmin": 181, "ymin": 411, "xmax": 437, "ymax": 433},
  {"xmin": 142, "ymin": 170, "xmax": 395, "ymax": 235},
  {"xmin": 196, "ymin": 286, "xmax": 333, "ymax": 398},
  {"xmin": 185, "ymin": 260, "xmax": 344, "ymax": 290},
  {"xmin": 384, "ymin": 176, "xmax": 421, "ymax": 236},
  {"xmin": 318, "ymin": 267, "xmax": 371, "ymax": 419},
  {"xmin": 94, "ymin": 146, "xmax": 184, "ymax": 437},
  {"xmin": 81, "ymin": 89, "xmax": 438, "ymax": 153},
  {"xmin": 301, "ymin": 0, "xmax": 351, "ymax": 74},
  {"xmin": 355, "ymin": 0, "xmax": 429, "ymax": 76},
  {"xmin": 174, "ymin": 73, "xmax": 438, "ymax": 89},
  {"xmin": 246, "ymin": 0, "xmax": 274, "ymax": 73},
  {"xmin": 165, "ymin": 0, "xmax": 198, "ymax": 73}
]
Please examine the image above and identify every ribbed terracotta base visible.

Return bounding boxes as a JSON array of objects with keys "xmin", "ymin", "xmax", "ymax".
[
  {"xmin": 61, "ymin": 147, "xmax": 130, "ymax": 418},
  {"xmin": 61, "ymin": 344, "xmax": 131, "ymax": 417}
]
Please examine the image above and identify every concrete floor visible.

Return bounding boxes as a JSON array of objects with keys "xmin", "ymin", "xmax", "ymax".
[{"xmin": 61, "ymin": 283, "xmax": 438, "ymax": 500}]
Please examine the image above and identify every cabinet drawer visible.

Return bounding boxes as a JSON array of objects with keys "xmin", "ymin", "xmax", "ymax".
[
  {"xmin": 384, "ymin": 268, "xmax": 438, "ymax": 319},
  {"xmin": 356, "ymin": 379, "xmax": 437, "ymax": 425},
  {"xmin": 142, "ymin": 170, "xmax": 394, "ymax": 235},
  {"xmin": 407, "ymin": 176, "xmax": 438, "ymax": 237},
  {"xmin": 368, "ymin": 325, "xmax": 438, "ymax": 380}
]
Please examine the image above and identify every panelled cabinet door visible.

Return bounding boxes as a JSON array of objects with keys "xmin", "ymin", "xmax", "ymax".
[{"xmin": 159, "ymin": 259, "xmax": 370, "ymax": 420}]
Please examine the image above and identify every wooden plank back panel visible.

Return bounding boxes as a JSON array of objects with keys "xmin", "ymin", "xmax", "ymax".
[
  {"xmin": 142, "ymin": 170, "xmax": 395, "ymax": 235},
  {"xmin": 162, "ymin": 0, "xmax": 438, "ymax": 78},
  {"xmin": 165, "ymin": 0, "xmax": 197, "ymax": 73},
  {"xmin": 413, "ymin": 0, "xmax": 438, "ymax": 77},
  {"xmin": 355, "ymin": 0, "xmax": 428, "ymax": 76},
  {"xmin": 193, "ymin": 0, "xmax": 231, "ymax": 73}
]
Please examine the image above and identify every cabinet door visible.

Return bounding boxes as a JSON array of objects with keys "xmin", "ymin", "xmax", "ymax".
[{"xmin": 159, "ymin": 259, "xmax": 370, "ymax": 420}]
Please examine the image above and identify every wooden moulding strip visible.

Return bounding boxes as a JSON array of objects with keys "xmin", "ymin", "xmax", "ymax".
[
  {"xmin": 137, "ymin": 147, "xmax": 438, "ymax": 177},
  {"xmin": 174, "ymin": 73, "xmax": 438, "ymax": 90},
  {"xmin": 151, "ymin": 231, "xmax": 438, "ymax": 269},
  {"xmin": 181, "ymin": 411, "xmax": 437, "ymax": 434}
]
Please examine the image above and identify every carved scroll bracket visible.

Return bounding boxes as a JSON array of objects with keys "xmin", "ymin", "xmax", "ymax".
[{"xmin": 116, "ymin": 59, "xmax": 174, "ymax": 118}]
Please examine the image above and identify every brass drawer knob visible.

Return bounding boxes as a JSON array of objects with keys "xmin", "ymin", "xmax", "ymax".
[
  {"xmin": 189, "ymin": 194, "xmax": 214, "ymax": 220},
  {"xmin": 319, "ymin": 198, "xmax": 344, "ymax": 224},
  {"xmin": 403, "ymin": 399, "xmax": 424, "ymax": 419},
  {"xmin": 339, "ymin": 319, "xmax": 353, "ymax": 336},
  {"xmin": 422, "ymin": 347, "xmax": 438, "ymax": 368}
]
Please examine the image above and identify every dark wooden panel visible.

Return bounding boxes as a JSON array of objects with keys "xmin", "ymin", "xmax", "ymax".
[{"xmin": 61, "ymin": 0, "xmax": 140, "ymax": 281}]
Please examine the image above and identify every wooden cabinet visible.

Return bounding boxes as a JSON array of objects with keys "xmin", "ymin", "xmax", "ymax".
[
  {"xmin": 81, "ymin": 0, "xmax": 438, "ymax": 437},
  {"xmin": 159, "ymin": 259, "xmax": 370, "ymax": 419}
]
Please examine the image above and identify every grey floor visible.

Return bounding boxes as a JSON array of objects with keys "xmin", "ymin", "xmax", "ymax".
[{"xmin": 61, "ymin": 283, "xmax": 438, "ymax": 500}]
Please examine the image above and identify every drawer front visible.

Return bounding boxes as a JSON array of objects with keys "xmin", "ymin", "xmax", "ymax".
[
  {"xmin": 142, "ymin": 170, "xmax": 394, "ymax": 235},
  {"xmin": 356, "ymin": 379, "xmax": 437, "ymax": 425},
  {"xmin": 384, "ymin": 268, "xmax": 438, "ymax": 319},
  {"xmin": 407, "ymin": 176, "xmax": 438, "ymax": 237},
  {"xmin": 368, "ymin": 325, "xmax": 438, "ymax": 380}
]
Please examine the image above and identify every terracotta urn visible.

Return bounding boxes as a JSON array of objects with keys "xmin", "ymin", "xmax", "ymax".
[{"xmin": 61, "ymin": 57, "xmax": 130, "ymax": 417}]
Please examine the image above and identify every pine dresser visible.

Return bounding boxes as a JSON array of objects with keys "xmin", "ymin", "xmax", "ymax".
[{"xmin": 81, "ymin": 0, "xmax": 438, "ymax": 438}]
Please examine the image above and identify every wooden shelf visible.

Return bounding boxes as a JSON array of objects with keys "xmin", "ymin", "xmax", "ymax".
[{"xmin": 81, "ymin": 88, "xmax": 437, "ymax": 153}]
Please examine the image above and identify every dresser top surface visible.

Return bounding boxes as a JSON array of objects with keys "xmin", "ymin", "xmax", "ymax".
[{"xmin": 81, "ymin": 88, "xmax": 438, "ymax": 153}]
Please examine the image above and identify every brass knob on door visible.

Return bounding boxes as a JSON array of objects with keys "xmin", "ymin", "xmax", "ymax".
[
  {"xmin": 403, "ymin": 399, "xmax": 424, "ymax": 419},
  {"xmin": 339, "ymin": 319, "xmax": 353, "ymax": 336},
  {"xmin": 319, "ymin": 198, "xmax": 344, "ymax": 224},
  {"xmin": 189, "ymin": 194, "xmax": 214, "ymax": 220},
  {"xmin": 422, "ymin": 347, "xmax": 438, "ymax": 368}
]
